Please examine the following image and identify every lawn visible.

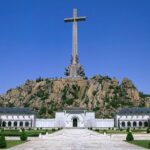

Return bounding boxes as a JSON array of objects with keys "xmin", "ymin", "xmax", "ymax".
[
  {"xmin": 0, "ymin": 140, "xmax": 25, "ymax": 149},
  {"xmin": 127, "ymin": 140, "xmax": 150, "ymax": 149}
]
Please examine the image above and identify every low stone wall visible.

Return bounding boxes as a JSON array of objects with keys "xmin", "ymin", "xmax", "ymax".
[
  {"xmin": 35, "ymin": 119, "xmax": 55, "ymax": 128},
  {"xmin": 95, "ymin": 119, "xmax": 114, "ymax": 128}
]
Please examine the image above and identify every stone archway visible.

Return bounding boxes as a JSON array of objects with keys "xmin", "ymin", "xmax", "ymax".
[
  {"xmin": 73, "ymin": 118, "xmax": 78, "ymax": 127},
  {"xmin": 65, "ymin": 114, "xmax": 84, "ymax": 128}
]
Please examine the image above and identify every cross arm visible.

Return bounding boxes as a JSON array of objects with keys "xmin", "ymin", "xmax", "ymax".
[
  {"xmin": 64, "ymin": 17, "xmax": 86, "ymax": 23},
  {"xmin": 76, "ymin": 17, "xmax": 86, "ymax": 21},
  {"xmin": 64, "ymin": 18, "xmax": 74, "ymax": 22}
]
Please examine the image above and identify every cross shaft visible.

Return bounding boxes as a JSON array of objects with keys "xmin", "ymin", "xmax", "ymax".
[{"xmin": 64, "ymin": 9, "xmax": 86, "ymax": 65}]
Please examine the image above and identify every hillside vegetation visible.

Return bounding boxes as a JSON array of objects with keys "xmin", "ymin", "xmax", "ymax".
[{"xmin": 0, "ymin": 75, "xmax": 150, "ymax": 118}]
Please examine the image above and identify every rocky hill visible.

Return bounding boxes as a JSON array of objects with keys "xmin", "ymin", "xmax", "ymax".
[{"xmin": 0, "ymin": 75, "xmax": 150, "ymax": 118}]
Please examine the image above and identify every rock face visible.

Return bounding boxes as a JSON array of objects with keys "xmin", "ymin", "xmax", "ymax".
[{"xmin": 0, "ymin": 75, "xmax": 149, "ymax": 118}]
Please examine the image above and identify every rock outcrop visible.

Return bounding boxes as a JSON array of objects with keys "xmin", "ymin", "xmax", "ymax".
[{"xmin": 0, "ymin": 75, "xmax": 149, "ymax": 118}]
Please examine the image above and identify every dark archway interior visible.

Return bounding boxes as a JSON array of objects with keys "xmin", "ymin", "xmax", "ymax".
[{"xmin": 73, "ymin": 118, "xmax": 78, "ymax": 127}]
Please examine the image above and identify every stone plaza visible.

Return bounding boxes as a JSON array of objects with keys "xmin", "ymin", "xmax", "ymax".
[{"xmin": 9, "ymin": 129, "xmax": 149, "ymax": 150}]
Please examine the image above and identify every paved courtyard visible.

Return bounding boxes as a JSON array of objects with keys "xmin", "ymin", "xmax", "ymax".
[{"xmin": 9, "ymin": 129, "xmax": 148, "ymax": 150}]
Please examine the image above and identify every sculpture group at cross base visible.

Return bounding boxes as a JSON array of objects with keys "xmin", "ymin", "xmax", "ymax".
[{"xmin": 65, "ymin": 55, "xmax": 85, "ymax": 78}]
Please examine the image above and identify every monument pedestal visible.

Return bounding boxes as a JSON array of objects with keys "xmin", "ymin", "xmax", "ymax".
[{"xmin": 65, "ymin": 63, "xmax": 85, "ymax": 78}]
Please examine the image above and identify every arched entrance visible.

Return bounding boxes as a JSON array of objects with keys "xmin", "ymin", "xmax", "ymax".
[
  {"xmin": 66, "ymin": 114, "xmax": 84, "ymax": 128},
  {"xmin": 73, "ymin": 118, "xmax": 78, "ymax": 127}
]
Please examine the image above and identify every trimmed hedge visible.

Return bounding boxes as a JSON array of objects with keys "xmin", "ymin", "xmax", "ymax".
[
  {"xmin": 0, "ymin": 130, "xmax": 47, "ymax": 137},
  {"xmin": 126, "ymin": 132, "xmax": 134, "ymax": 141},
  {"xmin": 147, "ymin": 128, "xmax": 150, "ymax": 133},
  {"xmin": 0, "ymin": 135, "xmax": 7, "ymax": 148},
  {"xmin": 52, "ymin": 128, "xmax": 56, "ymax": 132},
  {"xmin": 0, "ymin": 129, "xmax": 58, "ymax": 137},
  {"xmin": 20, "ymin": 132, "xmax": 28, "ymax": 141}
]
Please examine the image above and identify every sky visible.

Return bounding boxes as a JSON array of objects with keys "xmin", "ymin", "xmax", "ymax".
[{"xmin": 0, "ymin": 0, "xmax": 150, "ymax": 94}]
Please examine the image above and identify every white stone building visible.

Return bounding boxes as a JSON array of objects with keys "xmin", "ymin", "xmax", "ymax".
[
  {"xmin": 1, "ymin": 107, "xmax": 149, "ymax": 129},
  {"xmin": 0, "ymin": 107, "xmax": 114, "ymax": 128},
  {"xmin": 55, "ymin": 108, "xmax": 96, "ymax": 128},
  {"xmin": 36, "ymin": 108, "xmax": 114, "ymax": 128},
  {"xmin": 0, "ymin": 107, "xmax": 36, "ymax": 128},
  {"xmin": 115, "ymin": 108, "xmax": 150, "ymax": 128}
]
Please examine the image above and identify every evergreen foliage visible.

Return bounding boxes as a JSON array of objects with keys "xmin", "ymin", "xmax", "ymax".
[
  {"xmin": 0, "ymin": 75, "xmax": 149, "ymax": 119},
  {"xmin": 126, "ymin": 132, "xmax": 134, "ymax": 141},
  {"xmin": 63, "ymin": 98, "xmax": 74, "ymax": 105},
  {"xmin": 39, "ymin": 106, "xmax": 47, "ymax": 116},
  {"xmin": 20, "ymin": 132, "xmax": 28, "ymax": 141},
  {"xmin": 0, "ymin": 135, "xmax": 7, "ymax": 148},
  {"xmin": 126, "ymin": 127, "xmax": 130, "ymax": 132},
  {"xmin": 147, "ymin": 128, "xmax": 150, "ymax": 133},
  {"xmin": 36, "ymin": 77, "xmax": 44, "ymax": 82},
  {"xmin": 148, "ymin": 141, "xmax": 150, "ymax": 149},
  {"xmin": 52, "ymin": 128, "xmax": 56, "ymax": 132}
]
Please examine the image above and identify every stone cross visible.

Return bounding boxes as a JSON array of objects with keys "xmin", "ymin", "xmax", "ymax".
[{"xmin": 64, "ymin": 8, "xmax": 86, "ymax": 65}]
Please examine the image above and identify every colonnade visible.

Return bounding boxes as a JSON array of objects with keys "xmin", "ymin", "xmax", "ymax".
[
  {"xmin": 0, "ymin": 120, "xmax": 33, "ymax": 128},
  {"xmin": 119, "ymin": 120, "xmax": 149, "ymax": 128}
]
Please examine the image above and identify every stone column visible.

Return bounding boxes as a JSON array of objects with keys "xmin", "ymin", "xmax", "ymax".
[
  {"xmin": 136, "ymin": 121, "xmax": 139, "ymax": 128},
  {"xmin": 131, "ymin": 121, "xmax": 133, "ymax": 128},
  {"xmin": 125, "ymin": 121, "xmax": 127, "ymax": 128},
  {"xmin": 29, "ymin": 121, "xmax": 31, "ymax": 128},
  {"xmin": 11, "ymin": 121, "xmax": 14, "ymax": 128},
  {"xmin": 17, "ymin": 121, "xmax": 20, "ymax": 128},
  {"xmin": 23, "ymin": 121, "xmax": 25, "ymax": 128},
  {"xmin": 5, "ymin": 121, "xmax": 8, "ymax": 128}
]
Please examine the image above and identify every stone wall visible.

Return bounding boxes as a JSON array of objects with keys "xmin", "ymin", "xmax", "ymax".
[
  {"xmin": 35, "ymin": 119, "xmax": 55, "ymax": 128},
  {"xmin": 95, "ymin": 119, "xmax": 114, "ymax": 128}
]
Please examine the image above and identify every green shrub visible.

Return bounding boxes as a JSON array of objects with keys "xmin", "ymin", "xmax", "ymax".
[
  {"xmin": 0, "ymin": 128, "xmax": 4, "ymax": 132},
  {"xmin": 126, "ymin": 127, "xmax": 130, "ymax": 132},
  {"xmin": 52, "ymin": 128, "xmax": 56, "ymax": 132},
  {"xmin": 95, "ymin": 129, "xmax": 99, "ymax": 132},
  {"xmin": 36, "ymin": 77, "xmax": 43, "ymax": 82},
  {"xmin": 22, "ymin": 128, "xmax": 25, "ymax": 132},
  {"xmin": 148, "ymin": 141, "xmax": 150, "ymax": 149},
  {"xmin": 147, "ymin": 128, "xmax": 150, "ymax": 133},
  {"xmin": 0, "ymin": 135, "xmax": 7, "ymax": 148},
  {"xmin": 63, "ymin": 98, "xmax": 74, "ymax": 105},
  {"xmin": 39, "ymin": 107, "xmax": 47, "ymax": 116},
  {"xmin": 120, "ymin": 128, "xmax": 123, "ymax": 131},
  {"xmin": 20, "ymin": 132, "xmax": 28, "ymax": 141},
  {"xmin": 0, "ymin": 130, "xmax": 21, "ymax": 136},
  {"xmin": 126, "ymin": 132, "xmax": 134, "ymax": 141}
]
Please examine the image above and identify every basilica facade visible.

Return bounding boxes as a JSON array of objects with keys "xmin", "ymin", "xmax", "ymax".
[{"xmin": 0, "ymin": 107, "xmax": 150, "ymax": 129}]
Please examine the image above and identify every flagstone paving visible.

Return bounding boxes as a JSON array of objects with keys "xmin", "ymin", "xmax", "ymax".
[{"xmin": 9, "ymin": 129, "xmax": 148, "ymax": 150}]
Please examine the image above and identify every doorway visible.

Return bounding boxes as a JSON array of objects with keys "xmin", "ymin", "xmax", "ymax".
[{"xmin": 73, "ymin": 118, "xmax": 78, "ymax": 127}]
